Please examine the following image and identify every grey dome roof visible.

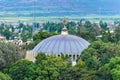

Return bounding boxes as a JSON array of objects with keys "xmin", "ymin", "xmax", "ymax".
[{"xmin": 32, "ymin": 34, "xmax": 90, "ymax": 55}]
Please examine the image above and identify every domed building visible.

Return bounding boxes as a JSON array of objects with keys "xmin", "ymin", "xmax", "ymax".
[{"xmin": 32, "ymin": 19, "xmax": 90, "ymax": 61}]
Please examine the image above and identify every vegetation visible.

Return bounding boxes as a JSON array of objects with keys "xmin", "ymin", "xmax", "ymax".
[
  {"xmin": 0, "ymin": 72, "xmax": 12, "ymax": 80},
  {"xmin": 26, "ymin": 31, "xmax": 58, "ymax": 50},
  {"xmin": 4, "ymin": 60, "xmax": 36, "ymax": 80},
  {"xmin": 1, "ymin": 20, "xmax": 120, "ymax": 80},
  {"xmin": 1, "ymin": 45, "xmax": 120, "ymax": 80},
  {"xmin": 0, "ymin": 42, "xmax": 24, "ymax": 70}
]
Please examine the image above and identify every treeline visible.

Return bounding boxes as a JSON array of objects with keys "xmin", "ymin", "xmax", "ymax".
[
  {"xmin": 1, "ymin": 20, "xmax": 120, "ymax": 80},
  {"xmin": 1, "ymin": 41, "xmax": 120, "ymax": 80},
  {"xmin": 0, "ymin": 20, "xmax": 120, "ymax": 43},
  {"xmin": 26, "ymin": 20, "xmax": 120, "ymax": 50}
]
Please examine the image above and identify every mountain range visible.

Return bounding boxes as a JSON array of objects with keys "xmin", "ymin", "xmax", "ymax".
[{"xmin": 0, "ymin": 0, "xmax": 120, "ymax": 17}]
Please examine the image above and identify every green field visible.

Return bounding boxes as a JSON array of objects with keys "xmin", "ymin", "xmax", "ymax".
[{"xmin": 0, "ymin": 15, "xmax": 120, "ymax": 22}]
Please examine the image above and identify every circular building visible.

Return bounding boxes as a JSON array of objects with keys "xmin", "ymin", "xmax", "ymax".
[{"xmin": 32, "ymin": 26, "xmax": 90, "ymax": 61}]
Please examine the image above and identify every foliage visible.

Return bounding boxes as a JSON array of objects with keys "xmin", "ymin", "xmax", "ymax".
[
  {"xmin": 84, "ymin": 21, "xmax": 92, "ymax": 29},
  {"xmin": 77, "ymin": 23, "xmax": 101, "ymax": 42},
  {"xmin": 62, "ymin": 66, "xmax": 100, "ymax": 80},
  {"xmin": 99, "ymin": 20, "xmax": 107, "ymax": 30},
  {"xmin": 43, "ymin": 22, "xmax": 63, "ymax": 33},
  {"xmin": 101, "ymin": 27, "xmax": 120, "ymax": 43},
  {"xmin": 101, "ymin": 29, "xmax": 113, "ymax": 42},
  {"xmin": 3, "ymin": 50, "xmax": 120, "ymax": 80},
  {"xmin": 3, "ymin": 29, "xmax": 13, "ymax": 40},
  {"xmin": 60, "ymin": 53, "xmax": 72, "ymax": 67},
  {"xmin": 0, "ymin": 72, "xmax": 12, "ymax": 80},
  {"xmin": 26, "ymin": 31, "xmax": 58, "ymax": 50},
  {"xmin": 105, "ymin": 57, "xmax": 120, "ymax": 80},
  {"xmin": 0, "ymin": 23, "xmax": 33, "ymax": 41},
  {"xmin": 78, "ymin": 41, "xmax": 119, "ymax": 70},
  {"xmin": 113, "ymin": 27, "xmax": 120, "ymax": 43},
  {"xmin": 0, "ymin": 42, "xmax": 24, "ymax": 70},
  {"xmin": 26, "ymin": 39, "xmax": 40, "ymax": 50},
  {"xmin": 97, "ymin": 65, "xmax": 112, "ymax": 80},
  {"xmin": 33, "ymin": 31, "xmax": 51, "ymax": 41},
  {"xmin": 20, "ymin": 23, "xmax": 33, "ymax": 42},
  {"xmin": 35, "ymin": 53, "xmax": 47, "ymax": 64},
  {"xmin": 2, "ymin": 20, "xmax": 120, "ymax": 80},
  {"xmin": 43, "ymin": 21, "xmax": 77, "ymax": 34},
  {"xmin": 4, "ymin": 60, "xmax": 36, "ymax": 80},
  {"xmin": 35, "ymin": 53, "xmax": 67, "ymax": 80}
]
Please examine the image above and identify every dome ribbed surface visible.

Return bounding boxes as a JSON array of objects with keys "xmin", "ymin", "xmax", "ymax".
[{"xmin": 32, "ymin": 34, "xmax": 90, "ymax": 55}]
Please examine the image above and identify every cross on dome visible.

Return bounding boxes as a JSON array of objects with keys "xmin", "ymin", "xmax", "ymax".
[{"xmin": 61, "ymin": 18, "xmax": 68, "ymax": 35}]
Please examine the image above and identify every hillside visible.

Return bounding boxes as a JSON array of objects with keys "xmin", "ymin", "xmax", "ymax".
[{"xmin": 0, "ymin": 0, "xmax": 120, "ymax": 17}]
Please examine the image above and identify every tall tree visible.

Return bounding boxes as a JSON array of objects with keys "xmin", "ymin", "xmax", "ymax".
[
  {"xmin": 84, "ymin": 21, "xmax": 92, "ymax": 29},
  {"xmin": 113, "ymin": 27, "xmax": 120, "ymax": 43},
  {"xmin": 99, "ymin": 20, "xmax": 107, "ymax": 30},
  {"xmin": 0, "ymin": 42, "xmax": 24, "ymax": 69}
]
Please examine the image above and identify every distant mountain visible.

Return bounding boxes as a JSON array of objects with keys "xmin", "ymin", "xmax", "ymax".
[{"xmin": 0, "ymin": 0, "xmax": 120, "ymax": 17}]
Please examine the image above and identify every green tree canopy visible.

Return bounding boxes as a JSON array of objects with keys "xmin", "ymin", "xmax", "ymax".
[
  {"xmin": 84, "ymin": 21, "xmax": 92, "ymax": 29},
  {"xmin": 105, "ymin": 57, "xmax": 120, "ymax": 80},
  {"xmin": 35, "ymin": 53, "xmax": 67, "ymax": 80},
  {"xmin": 99, "ymin": 20, "xmax": 107, "ymax": 30},
  {"xmin": 0, "ymin": 72, "xmax": 12, "ymax": 80},
  {"xmin": 4, "ymin": 60, "xmax": 36, "ymax": 80},
  {"xmin": 113, "ymin": 27, "xmax": 120, "ymax": 43},
  {"xmin": 78, "ymin": 41, "xmax": 119, "ymax": 70},
  {"xmin": 0, "ymin": 42, "xmax": 24, "ymax": 70}
]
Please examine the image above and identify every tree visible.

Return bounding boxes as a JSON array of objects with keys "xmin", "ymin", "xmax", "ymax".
[
  {"xmin": 35, "ymin": 53, "xmax": 47, "ymax": 64},
  {"xmin": 93, "ymin": 23, "xmax": 101, "ymax": 36},
  {"xmin": 101, "ymin": 29, "xmax": 113, "ymax": 42},
  {"xmin": 26, "ymin": 31, "xmax": 58, "ymax": 50},
  {"xmin": 97, "ymin": 65, "xmax": 112, "ymax": 80},
  {"xmin": 78, "ymin": 41, "xmax": 118, "ymax": 70},
  {"xmin": 33, "ymin": 31, "xmax": 57, "ymax": 41},
  {"xmin": 88, "ymin": 27, "xmax": 97, "ymax": 41},
  {"xmin": 35, "ymin": 53, "xmax": 67, "ymax": 80},
  {"xmin": 3, "ymin": 29, "xmax": 13, "ymax": 40},
  {"xmin": 77, "ymin": 20, "xmax": 83, "ymax": 27},
  {"xmin": 0, "ymin": 72, "xmax": 12, "ymax": 80},
  {"xmin": 97, "ymin": 57, "xmax": 120, "ymax": 80},
  {"xmin": 99, "ymin": 20, "xmax": 107, "ymax": 30},
  {"xmin": 4, "ymin": 60, "xmax": 36, "ymax": 80},
  {"xmin": 43, "ymin": 22, "xmax": 63, "ymax": 33},
  {"xmin": 105, "ymin": 57, "xmax": 120, "ymax": 80},
  {"xmin": 26, "ymin": 39, "xmax": 41, "ymax": 50},
  {"xmin": 84, "ymin": 21, "xmax": 92, "ymax": 29},
  {"xmin": 0, "ymin": 24, "xmax": 5, "ymax": 35},
  {"xmin": 60, "ymin": 53, "xmax": 72, "ymax": 67},
  {"xmin": 21, "ymin": 24, "xmax": 33, "ymax": 42},
  {"xmin": 113, "ymin": 27, "xmax": 120, "ymax": 43},
  {"xmin": 62, "ymin": 65, "xmax": 100, "ymax": 80},
  {"xmin": 77, "ymin": 30, "xmax": 96, "ymax": 42},
  {"xmin": 0, "ymin": 42, "xmax": 24, "ymax": 69}
]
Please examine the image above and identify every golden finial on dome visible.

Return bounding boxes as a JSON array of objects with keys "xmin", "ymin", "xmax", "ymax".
[
  {"xmin": 61, "ymin": 18, "xmax": 68, "ymax": 35},
  {"xmin": 62, "ymin": 18, "xmax": 67, "ymax": 25}
]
